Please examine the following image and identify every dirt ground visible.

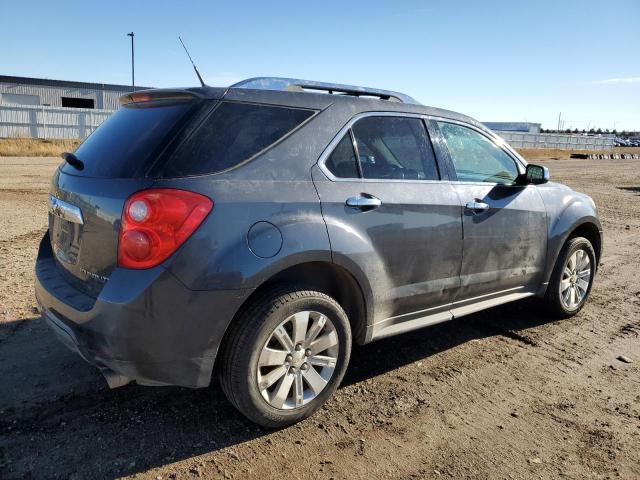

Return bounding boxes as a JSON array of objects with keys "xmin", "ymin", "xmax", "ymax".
[{"xmin": 0, "ymin": 155, "xmax": 638, "ymax": 480}]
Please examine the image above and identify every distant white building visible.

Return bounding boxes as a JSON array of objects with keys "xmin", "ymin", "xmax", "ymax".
[
  {"xmin": 483, "ymin": 122, "xmax": 541, "ymax": 134},
  {"xmin": 0, "ymin": 75, "xmax": 150, "ymax": 110}
]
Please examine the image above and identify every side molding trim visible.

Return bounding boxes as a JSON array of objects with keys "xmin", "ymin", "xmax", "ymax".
[{"xmin": 369, "ymin": 286, "xmax": 536, "ymax": 341}]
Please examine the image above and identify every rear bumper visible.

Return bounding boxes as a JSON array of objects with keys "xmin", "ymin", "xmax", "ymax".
[{"xmin": 35, "ymin": 234, "xmax": 252, "ymax": 388}]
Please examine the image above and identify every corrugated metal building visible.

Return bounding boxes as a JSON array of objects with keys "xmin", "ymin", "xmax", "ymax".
[
  {"xmin": 0, "ymin": 75, "xmax": 154, "ymax": 139},
  {"xmin": 0, "ymin": 75, "xmax": 150, "ymax": 110}
]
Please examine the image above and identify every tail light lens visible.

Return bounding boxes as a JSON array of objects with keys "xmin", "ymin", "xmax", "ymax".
[{"xmin": 118, "ymin": 188, "xmax": 213, "ymax": 269}]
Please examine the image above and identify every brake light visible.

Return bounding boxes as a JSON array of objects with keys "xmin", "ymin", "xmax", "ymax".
[
  {"xmin": 119, "ymin": 90, "xmax": 198, "ymax": 106},
  {"xmin": 118, "ymin": 189, "xmax": 213, "ymax": 269}
]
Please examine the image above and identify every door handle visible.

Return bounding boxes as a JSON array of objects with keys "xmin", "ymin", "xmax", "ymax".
[
  {"xmin": 346, "ymin": 195, "xmax": 382, "ymax": 210},
  {"xmin": 465, "ymin": 200, "xmax": 490, "ymax": 212}
]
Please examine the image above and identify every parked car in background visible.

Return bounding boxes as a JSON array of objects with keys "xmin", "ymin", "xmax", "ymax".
[{"xmin": 36, "ymin": 77, "xmax": 603, "ymax": 427}]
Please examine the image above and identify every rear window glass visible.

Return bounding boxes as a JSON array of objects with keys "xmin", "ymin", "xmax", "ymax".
[
  {"xmin": 62, "ymin": 102, "xmax": 193, "ymax": 178},
  {"xmin": 162, "ymin": 102, "xmax": 314, "ymax": 177}
]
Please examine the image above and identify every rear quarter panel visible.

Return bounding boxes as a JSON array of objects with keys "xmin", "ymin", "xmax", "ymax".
[{"xmin": 156, "ymin": 176, "xmax": 332, "ymax": 291}]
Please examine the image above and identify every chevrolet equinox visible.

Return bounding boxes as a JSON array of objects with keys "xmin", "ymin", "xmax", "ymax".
[{"xmin": 36, "ymin": 77, "xmax": 602, "ymax": 427}]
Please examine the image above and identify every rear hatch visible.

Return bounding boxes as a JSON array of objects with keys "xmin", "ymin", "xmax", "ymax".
[{"xmin": 48, "ymin": 91, "xmax": 207, "ymax": 297}]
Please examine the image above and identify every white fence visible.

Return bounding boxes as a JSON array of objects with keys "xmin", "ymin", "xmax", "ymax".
[
  {"xmin": 0, "ymin": 104, "xmax": 619, "ymax": 151},
  {"xmin": 0, "ymin": 104, "xmax": 114, "ymax": 140},
  {"xmin": 497, "ymin": 131, "xmax": 614, "ymax": 150}
]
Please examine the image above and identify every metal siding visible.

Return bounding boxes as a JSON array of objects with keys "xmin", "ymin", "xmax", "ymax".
[
  {"xmin": 0, "ymin": 81, "xmax": 122, "ymax": 110},
  {"xmin": 0, "ymin": 104, "xmax": 113, "ymax": 139}
]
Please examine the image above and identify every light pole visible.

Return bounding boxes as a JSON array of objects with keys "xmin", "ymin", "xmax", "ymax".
[{"xmin": 127, "ymin": 32, "xmax": 135, "ymax": 91}]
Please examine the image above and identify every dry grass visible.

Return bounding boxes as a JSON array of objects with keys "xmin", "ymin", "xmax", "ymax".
[
  {"xmin": 0, "ymin": 138, "xmax": 80, "ymax": 157},
  {"xmin": 517, "ymin": 147, "xmax": 640, "ymax": 161}
]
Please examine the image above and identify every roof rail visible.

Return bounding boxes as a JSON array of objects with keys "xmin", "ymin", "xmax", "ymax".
[{"xmin": 230, "ymin": 77, "xmax": 421, "ymax": 105}]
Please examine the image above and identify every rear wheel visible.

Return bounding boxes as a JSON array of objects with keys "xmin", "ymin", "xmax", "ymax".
[
  {"xmin": 543, "ymin": 236, "xmax": 596, "ymax": 318},
  {"xmin": 218, "ymin": 285, "xmax": 351, "ymax": 428}
]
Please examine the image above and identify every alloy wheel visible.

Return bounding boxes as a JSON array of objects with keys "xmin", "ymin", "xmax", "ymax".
[
  {"xmin": 560, "ymin": 248, "xmax": 592, "ymax": 310},
  {"xmin": 256, "ymin": 310, "xmax": 339, "ymax": 410}
]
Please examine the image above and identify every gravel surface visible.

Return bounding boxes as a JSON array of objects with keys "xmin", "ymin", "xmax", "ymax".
[{"xmin": 0, "ymin": 156, "xmax": 638, "ymax": 479}]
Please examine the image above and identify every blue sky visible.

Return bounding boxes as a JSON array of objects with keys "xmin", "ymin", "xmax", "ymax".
[{"xmin": 2, "ymin": 0, "xmax": 638, "ymax": 130}]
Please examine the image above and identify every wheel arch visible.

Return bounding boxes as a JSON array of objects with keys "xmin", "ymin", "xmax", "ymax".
[
  {"xmin": 541, "ymin": 216, "xmax": 602, "ymax": 293},
  {"xmin": 567, "ymin": 221, "xmax": 602, "ymax": 266},
  {"xmin": 217, "ymin": 261, "xmax": 369, "ymax": 367}
]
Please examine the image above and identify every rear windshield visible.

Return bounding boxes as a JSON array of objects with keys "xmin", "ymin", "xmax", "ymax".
[
  {"xmin": 162, "ymin": 101, "xmax": 314, "ymax": 177},
  {"xmin": 62, "ymin": 102, "xmax": 193, "ymax": 178}
]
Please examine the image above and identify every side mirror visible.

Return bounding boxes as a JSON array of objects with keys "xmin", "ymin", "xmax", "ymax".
[{"xmin": 523, "ymin": 164, "xmax": 549, "ymax": 185}]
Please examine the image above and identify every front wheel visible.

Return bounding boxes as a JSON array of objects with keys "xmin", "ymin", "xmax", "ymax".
[
  {"xmin": 218, "ymin": 286, "xmax": 351, "ymax": 428},
  {"xmin": 543, "ymin": 236, "xmax": 596, "ymax": 318}
]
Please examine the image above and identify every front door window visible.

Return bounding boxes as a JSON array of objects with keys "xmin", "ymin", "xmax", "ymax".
[{"xmin": 437, "ymin": 122, "xmax": 519, "ymax": 184}]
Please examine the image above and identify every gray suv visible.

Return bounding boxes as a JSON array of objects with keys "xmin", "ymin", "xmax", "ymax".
[{"xmin": 36, "ymin": 77, "xmax": 602, "ymax": 427}]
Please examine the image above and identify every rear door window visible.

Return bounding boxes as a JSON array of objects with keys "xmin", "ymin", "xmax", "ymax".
[
  {"xmin": 63, "ymin": 102, "xmax": 193, "ymax": 178},
  {"xmin": 163, "ymin": 102, "xmax": 314, "ymax": 177},
  {"xmin": 351, "ymin": 116, "xmax": 439, "ymax": 180}
]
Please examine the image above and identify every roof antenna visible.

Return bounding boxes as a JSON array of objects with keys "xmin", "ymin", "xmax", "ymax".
[{"xmin": 178, "ymin": 35, "xmax": 206, "ymax": 87}]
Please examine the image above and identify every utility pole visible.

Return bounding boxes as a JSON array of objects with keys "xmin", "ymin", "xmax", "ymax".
[
  {"xmin": 557, "ymin": 112, "xmax": 562, "ymax": 133},
  {"xmin": 127, "ymin": 32, "xmax": 135, "ymax": 91}
]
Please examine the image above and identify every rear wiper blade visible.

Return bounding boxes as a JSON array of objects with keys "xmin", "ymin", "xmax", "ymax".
[{"xmin": 61, "ymin": 152, "xmax": 84, "ymax": 171}]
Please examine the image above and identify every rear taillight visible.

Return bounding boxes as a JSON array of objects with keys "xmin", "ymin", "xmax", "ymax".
[{"xmin": 118, "ymin": 188, "xmax": 213, "ymax": 269}]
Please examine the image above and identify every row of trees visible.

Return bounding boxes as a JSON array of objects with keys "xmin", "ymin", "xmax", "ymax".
[{"xmin": 540, "ymin": 128, "xmax": 638, "ymax": 136}]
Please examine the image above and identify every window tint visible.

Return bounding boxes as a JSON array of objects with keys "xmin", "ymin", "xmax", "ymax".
[
  {"xmin": 351, "ymin": 116, "xmax": 439, "ymax": 180},
  {"xmin": 437, "ymin": 122, "xmax": 519, "ymax": 184},
  {"xmin": 325, "ymin": 134, "xmax": 359, "ymax": 178},
  {"xmin": 63, "ymin": 102, "xmax": 193, "ymax": 178},
  {"xmin": 164, "ymin": 102, "xmax": 314, "ymax": 177}
]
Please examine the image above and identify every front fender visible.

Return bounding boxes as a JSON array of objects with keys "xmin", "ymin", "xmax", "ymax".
[{"xmin": 538, "ymin": 183, "xmax": 602, "ymax": 286}]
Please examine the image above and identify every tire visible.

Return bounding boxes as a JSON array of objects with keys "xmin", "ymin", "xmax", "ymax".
[
  {"xmin": 218, "ymin": 285, "xmax": 352, "ymax": 428},
  {"xmin": 543, "ymin": 236, "xmax": 596, "ymax": 318}
]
